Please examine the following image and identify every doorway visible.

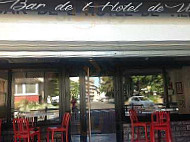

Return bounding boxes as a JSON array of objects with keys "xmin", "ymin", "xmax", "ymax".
[{"xmin": 70, "ymin": 75, "xmax": 116, "ymax": 142}]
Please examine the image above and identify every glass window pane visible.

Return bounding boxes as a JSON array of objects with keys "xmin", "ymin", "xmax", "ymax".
[
  {"xmin": 13, "ymin": 71, "xmax": 60, "ymax": 123},
  {"xmin": 13, "ymin": 72, "xmax": 44, "ymax": 120},
  {"xmin": 26, "ymin": 83, "xmax": 36, "ymax": 93},
  {"xmin": 123, "ymin": 74, "xmax": 179, "ymax": 116},
  {"xmin": 87, "ymin": 77, "xmax": 116, "ymax": 134},
  {"xmin": 45, "ymin": 72, "xmax": 59, "ymax": 122},
  {"xmin": 70, "ymin": 77, "xmax": 80, "ymax": 135},
  {"xmin": 0, "ymin": 71, "xmax": 8, "ymax": 119},
  {"xmin": 17, "ymin": 84, "xmax": 22, "ymax": 94}
]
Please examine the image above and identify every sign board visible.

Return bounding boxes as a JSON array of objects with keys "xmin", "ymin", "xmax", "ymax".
[{"xmin": 0, "ymin": 0, "xmax": 190, "ymax": 17}]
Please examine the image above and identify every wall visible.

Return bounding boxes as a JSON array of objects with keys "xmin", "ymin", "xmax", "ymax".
[
  {"xmin": 14, "ymin": 95, "xmax": 39, "ymax": 102},
  {"xmin": 0, "ymin": 15, "xmax": 190, "ymax": 41},
  {"xmin": 168, "ymin": 67, "xmax": 190, "ymax": 114}
]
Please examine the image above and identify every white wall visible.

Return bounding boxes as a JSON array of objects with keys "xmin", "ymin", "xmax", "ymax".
[
  {"xmin": 169, "ymin": 67, "xmax": 190, "ymax": 114},
  {"xmin": 0, "ymin": 15, "xmax": 190, "ymax": 41}
]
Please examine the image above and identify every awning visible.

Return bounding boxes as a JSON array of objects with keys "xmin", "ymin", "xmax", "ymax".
[{"xmin": 0, "ymin": 40, "xmax": 190, "ymax": 58}]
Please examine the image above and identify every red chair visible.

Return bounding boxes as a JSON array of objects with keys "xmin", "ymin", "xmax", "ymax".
[
  {"xmin": 129, "ymin": 109, "xmax": 150, "ymax": 142},
  {"xmin": 47, "ymin": 113, "xmax": 71, "ymax": 142},
  {"xmin": 150, "ymin": 111, "xmax": 172, "ymax": 142},
  {"xmin": 13, "ymin": 118, "xmax": 41, "ymax": 142}
]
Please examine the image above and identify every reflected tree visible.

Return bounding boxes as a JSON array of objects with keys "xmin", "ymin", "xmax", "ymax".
[
  {"xmin": 70, "ymin": 80, "xmax": 79, "ymax": 99},
  {"xmin": 131, "ymin": 75, "xmax": 164, "ymax": 102},
  {"xmin": 100, "ymin": 77, "xmax": 114, "ymax": 98}
]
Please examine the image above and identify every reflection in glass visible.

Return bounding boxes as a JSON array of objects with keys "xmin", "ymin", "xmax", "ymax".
[
  {"xmin": 0, "ymin": 71, "xmax": 8, "ymax": 119},
  {"xmin": 13, "ymin": 72, "xmax": 60, "ymax": 122},
  {"xmin": 45, "ymin": 72, "xmax": 59, "ymax": 121},
  {"xmin": 26, "ymin": 84, "xmax": 36, "ymax": 94},
  {"xmin": 70, "ymin": 77, "xmax": 80, "ymax": 135},
  {"xmin": 87, "ymin": 77, "xmax": 116, "ymax": 135},
  {"xmin": 124, "ymin": 74, "xmax": 178, "ymax": 116}
]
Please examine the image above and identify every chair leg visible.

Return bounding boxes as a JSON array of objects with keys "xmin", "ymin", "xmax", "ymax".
[
  {"xmin": 47, "ymin": 131, "xmax": 49, "ymax": 142},
  {"xmin": 28, "ymin": 137, "xmax": 30, "ymax": 142},
  {"xmin": 137, "ymin": 127, "xmax": 140, "ymax": 141},
  {"xmin": 38, "ymin": 133, "xmax": 41, "ymax": 142},
  {"xmin": 166, "ymin": 129, "xmax": 172, "ymax": 142},
  {"xmin": 144, "ymin": 126, "xmax": 148, "ymax": 142},
  {"xmin": 51, "ymin": 131, "xmax": 54, "ymax": 142},
  {"xmin": 66, "ymin": 131, "xmax": 69, "ymax": 142},
  {"xmin": 131, "ymin": 126, "xmax": 134, "ymax": 142},
  {"xmin": 151, "ymin": 127, "xmax": 155, "ymax": 142},
  {"xmin": 149, "ymin": 126, "xmax": 152, "ymax": 142},
  {"xmin": 169, "ymin": 127, "xmax": 172, "ymax": 142}
]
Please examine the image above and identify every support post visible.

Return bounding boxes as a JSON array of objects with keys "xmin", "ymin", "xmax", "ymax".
[
  {"xmin": 79, "ymin": 70, "xmax": 87, "ymax": 142},
  {"xmin": 7, "ymin": 70, "xmax": 12, "ymax": 125},
  {"xmin": 59, "ymin": 69, "xmax": 65, "ymax": 119},
  {"xmin": 162, "ymin": 68, "xmax": 170, "ymax": 108},
  {"xmin": 114, "ymin": 69, "xmax": 124, "ymax": 142},
  {"xmin": 65, "ymin": 72, "xmax": 70, "ymax": 112}
]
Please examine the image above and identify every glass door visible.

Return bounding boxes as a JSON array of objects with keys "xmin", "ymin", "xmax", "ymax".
[
  {"xmin": 86, "ymin": 76, "xmax": 116, "ymax": 141},
  {"xmin": 70, "ymin": 75, "xmax": 116, "ymax": 142},
  {"xmin": 70, "ymin": 77, "xmax": 81, "ymax": 140}
]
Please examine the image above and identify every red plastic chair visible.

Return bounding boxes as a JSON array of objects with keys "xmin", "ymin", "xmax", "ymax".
[
  {"xmin": 150, "ymin": 111, "xmax": 172, "ymax": 142},
  {"xmin": 47, "ymin": 112, "xmax": 71, "ymax": 142},
  {"xmin": 129, "ymin": 109, "xmax": 150, "ymax": 142},
  {"xmin": 13, "ymin": 118, "xmax": 41, "ymax": 142}
]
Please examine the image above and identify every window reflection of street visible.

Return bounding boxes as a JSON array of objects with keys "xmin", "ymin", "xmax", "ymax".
[
  {"xmin": 123, "ymin": 75, "xmax": 179, "ymax": 115},
  {"xmin": 87, "ymin": 77, "xmax": 116, "ymax": 135},
  {"xmin": 70, "ymin": 77, "xmax": 80, "ymax": 135}
]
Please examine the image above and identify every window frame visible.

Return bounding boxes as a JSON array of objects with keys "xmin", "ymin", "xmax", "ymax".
[{"xmin": 14, "ymin": 83, "xmax": 39, "ymax": 96}]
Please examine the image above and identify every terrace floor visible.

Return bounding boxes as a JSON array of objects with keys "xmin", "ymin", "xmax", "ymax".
[{"xmin": 71, "ymin": 133, "xmax": 116, "ymax": 142}]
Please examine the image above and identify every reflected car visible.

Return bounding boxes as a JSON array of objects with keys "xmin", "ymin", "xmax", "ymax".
[
  {"xmin": 127, "ymin": 96, "xmax": 155, "ymax": 109},
  {"xmin": 51, "ymin": 96, "xmax": 59, "ymax": 105}
]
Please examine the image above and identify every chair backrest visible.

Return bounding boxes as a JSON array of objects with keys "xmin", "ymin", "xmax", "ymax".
[
  {"xmin": 151, "ymin": 111, "xmax": 170, "ymax": 125},
  {"xmin": 13, "ymin": 118, "xmax": 30, "ymax": 134},
  {"xmin": 25, "ymin": 117, "xmax": 34, "ymax": 127},
  {"xmin": 61, "ymin": 113, "xmax": 71, "ymax": 129},
  {"xmin": 129, "ymin": 109, "xmax": 139, "ymax": 124},
  {"xmin": 13, "ymin": 118, "xmax": 20, "ymax": 134},
  {"xmin": 18, "ymin": 115, "xmax": 34, "ymax": 128}
]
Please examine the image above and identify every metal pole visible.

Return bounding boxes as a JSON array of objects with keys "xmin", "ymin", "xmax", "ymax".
[{"xmin": 87, "ymin": 67, "xmax": 91, "ymax": 142}]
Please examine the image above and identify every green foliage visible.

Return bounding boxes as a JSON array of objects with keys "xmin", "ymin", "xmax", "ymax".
[
  {"xmin": 148, "ymin": 95, "xmax": 161, "ymax": 103},
  {"xmin": 70, "ymin": 80, "xmax": 79, "ymax": 99},
  {"xmin": 17, "ymin": 99, "xmax": 48, "ymax": 112},
  {"xmin": 100, "ymin": 77, "xmax": 114, "ymax": 98},
  {"xmin": 131, "ymin": 75, "xmax": 164, "ymax": 96}
]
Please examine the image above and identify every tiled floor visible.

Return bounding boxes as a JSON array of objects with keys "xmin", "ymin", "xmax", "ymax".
[{"xmin": 71, "ymin": 133, "xmax": 116, "ymax": 142}]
